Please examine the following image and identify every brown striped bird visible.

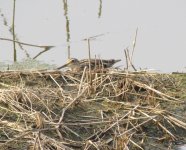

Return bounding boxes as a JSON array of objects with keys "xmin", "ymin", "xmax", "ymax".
[{"xmin": 57, "ymin": 58, "xmax": 121, "ymax": 71}]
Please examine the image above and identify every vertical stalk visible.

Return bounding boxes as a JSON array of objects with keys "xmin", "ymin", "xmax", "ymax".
[
  {"xmin": 88, "ymin": 39, "xmax": 92, "ymax": 88},
  {"xmin": 88, "ymin": 39, "xmax": 91, "ymax": 71},
  {"xmin": 63, "ymin": 0, "xmax": 71, "ymax": 59},
  {"xmin": 131, "ymin": 28, "xmax": 138, "ymax": 62},
  {"xmin": 124, "ymin": 49, "xmax": 129, "ymax": 71},
  {"xmin": 98, "ymin": 0, "xmax": 102, "ymax": 18},
  {"xmin": 12, "ymin": 0, "xmax": 16, "ymax": 62}
]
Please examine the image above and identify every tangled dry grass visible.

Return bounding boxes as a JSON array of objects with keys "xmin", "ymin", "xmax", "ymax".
[{"xmin": 0, "ymin": 69, "xmax": 185, "ymax": 150}]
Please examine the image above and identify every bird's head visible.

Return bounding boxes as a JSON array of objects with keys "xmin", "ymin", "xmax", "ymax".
[
  {"xmin": 61, "ymin": 58, "xmax": 80, "ymax": 69},
  {"xmin": 57, "ymin": 58, "xmax": 80, "ymax": 70},
  {"xmin": 66, "ymin": 58, "xmax": 79, "ymax": 64}
]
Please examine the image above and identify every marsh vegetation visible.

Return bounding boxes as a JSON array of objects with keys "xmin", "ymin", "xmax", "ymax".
[{"xmin": 0, "ymin": 1, "xmax": 186, "ymax": 150}]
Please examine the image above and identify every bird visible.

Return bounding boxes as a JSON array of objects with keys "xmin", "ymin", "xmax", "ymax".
[{"xmin": 57, "ymin": 58, "xmax": 121, "ymax": 71}]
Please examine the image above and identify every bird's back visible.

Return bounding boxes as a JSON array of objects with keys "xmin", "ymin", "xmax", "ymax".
[
  {"xmin": 79, "ymin": 59, "xmax": 121, "ymax": 69},
  {"xmin": 57, "ymin": 58, "xmax": 121, "ymax": 71}
]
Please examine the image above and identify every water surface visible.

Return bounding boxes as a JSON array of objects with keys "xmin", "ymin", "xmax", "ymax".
[{"xmin": 0, "ymin": 0, "xmax": 186, "ymax": 72}]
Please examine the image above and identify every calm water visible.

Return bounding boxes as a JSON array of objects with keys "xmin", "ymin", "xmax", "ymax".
[{"xmin": 0, "ymin": 0, "xmax": 186, "ymax": 72}]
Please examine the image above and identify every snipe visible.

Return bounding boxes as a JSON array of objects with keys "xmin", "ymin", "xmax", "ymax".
[{"xmin": 57, "ymin": 58, "xmax": 121, "ymax": 71}]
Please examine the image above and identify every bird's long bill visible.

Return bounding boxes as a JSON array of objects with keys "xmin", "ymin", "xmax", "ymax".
[
  {"xmin": 57, "ymin": 62, "xmax": 71, "ymax": 69},
  {"xmin": 115, "ymin": 59, "xmax": 121, "ymax": 63}
]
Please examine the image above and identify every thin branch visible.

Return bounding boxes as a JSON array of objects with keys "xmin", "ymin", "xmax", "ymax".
[
  {"xmin": 0, "ymin": 37, "xmax": 54, "ymax": 49},
  {"xmin": 33, "ymin": 46, "xmax": 55, "ymax": 59}
]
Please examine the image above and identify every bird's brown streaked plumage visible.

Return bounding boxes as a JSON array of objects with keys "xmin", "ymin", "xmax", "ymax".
[{"xmin": 57, "ymin": 58, "xmax": 121, "ymax": 71}]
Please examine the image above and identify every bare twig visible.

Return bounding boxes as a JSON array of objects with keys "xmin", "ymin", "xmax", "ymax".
[{"xmin": 0, "ymin": 37, "xmax": 54, "ymax": 49}]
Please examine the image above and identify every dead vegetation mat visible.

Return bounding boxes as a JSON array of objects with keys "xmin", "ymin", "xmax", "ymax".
[{"xmin": 0, "ymin": 69, "xmax": 185, "ymax": 150}]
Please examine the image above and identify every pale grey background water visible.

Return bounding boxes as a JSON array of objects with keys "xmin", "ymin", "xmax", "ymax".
[{"xmin": 0, "ymin": 0, "xmax": 186, "ymax": 72}]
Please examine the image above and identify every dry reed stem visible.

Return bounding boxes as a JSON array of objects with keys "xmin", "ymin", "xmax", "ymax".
[{"xmin": 78, "ymin": 66, "xmax": 87, "ymax": 95}]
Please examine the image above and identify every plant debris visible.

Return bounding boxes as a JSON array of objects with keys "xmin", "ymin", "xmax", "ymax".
[{"xmin": 0, "ymin": 69, "xmax": 185, "ymax": 150}]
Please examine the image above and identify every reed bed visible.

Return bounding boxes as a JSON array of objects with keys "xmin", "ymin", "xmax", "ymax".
[{"xmin": 0, "ymin": 69, "xmax": 185, "ymax": 150}]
